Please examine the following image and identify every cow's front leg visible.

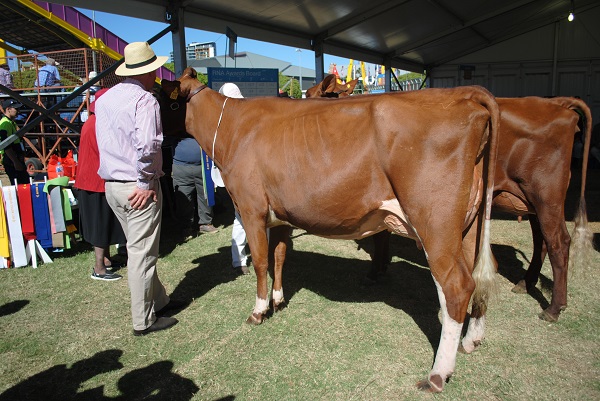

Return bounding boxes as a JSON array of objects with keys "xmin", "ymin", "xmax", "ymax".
[
  {"xmin": 243, "ymin": 219, "xmax": 271, "ymax": 325},
  {"xmin": 269, "ymin": 225, "xmax": 291, "ymax": 312}
]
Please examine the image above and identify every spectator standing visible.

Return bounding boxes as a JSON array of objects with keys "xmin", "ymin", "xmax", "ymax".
[
  {"xmin": 34, "ymin": 58, "xmax": 61, "ymax": 91},
  {"xmin": 0, "ymin": 99, "xmax": 29, "ymax": 185},
  {"xmin": 172, "ymin": 136, "xmax": 218, "ymax": 237},
  {"xmin": 0, "ymin": 63, "xmax": 13, "ymax": 89},
  {"xmin": 218, "ymin": 83, "xmax": 251, "ymax": 275},
  {"xmin": 73, "ymin": 88, "xmax": 125, "ymax": 281},
  {"xmin": 77, "ymin": 71, "xmax": 102, "ymax": 123},
  {"xmin": 86, "ymin": 71, "xmax": 102, "ymax": 95},
  {"xmin": 96, "ymin": 42, "xmax": 177, "ymax": 336}
]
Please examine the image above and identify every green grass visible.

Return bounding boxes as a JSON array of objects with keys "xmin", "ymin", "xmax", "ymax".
[{"xmin": 0, "ymin": 209, "xmax": 599, "ymax": 400}]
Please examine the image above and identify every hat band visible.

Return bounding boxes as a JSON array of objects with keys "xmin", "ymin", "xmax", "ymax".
[{"xmin": 125, "ymin": 55, "xmax": 157, "ymax": 69}]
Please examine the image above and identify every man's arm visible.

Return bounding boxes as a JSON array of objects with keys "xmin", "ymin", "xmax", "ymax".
[{"xmin": 128, "ymin": 94, "xmax": 163, "ymax": 210}]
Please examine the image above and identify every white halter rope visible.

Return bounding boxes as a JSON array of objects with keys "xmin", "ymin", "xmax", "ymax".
[{"xmin": 212, "ymin": 97, "xmax": 229, "ymax": 161}]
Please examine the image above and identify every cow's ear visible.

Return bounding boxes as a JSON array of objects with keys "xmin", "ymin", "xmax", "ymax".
[
  {"xmin": 323, "ymin": 74, "xmax": 337, "ymax": 92},
  {"xmin": 345, "ymin": 79, "xmax": 359, "ymax": 93}
]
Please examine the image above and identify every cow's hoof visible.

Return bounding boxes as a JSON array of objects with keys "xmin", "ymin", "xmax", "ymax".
[
  {"xmin": 458, "ymin": 340, "xmax": 481, "ymax": 354},
  {"xmin": 511, "ymin": 280, "xmax": 528, "ymax": 294},
  {"xmin": 416, "ymin": 375, "xmax": 443, "ymax": 393},
  {"xmin": 538, "ymin": 309, "xmax": 559, "ymax": 323},
  {"xmin": 272, "ymin": 300, "xmax": 287, "ymax": 313},
  {"xmin": 246, "ymin": 312, "xmax": 264, "ymax": 325}
]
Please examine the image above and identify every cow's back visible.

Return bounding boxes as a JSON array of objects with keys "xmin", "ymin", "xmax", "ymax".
[
  {"xmin": 493, "ymin": 97, "xmax": 580, "ymax": 213},
  {"xmin": 221, "ymin": 87, "xmax": 495, "ymax": 238}
]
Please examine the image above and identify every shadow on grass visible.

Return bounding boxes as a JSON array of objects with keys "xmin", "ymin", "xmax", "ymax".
[
  {"xmin": 0, "ymin": 300, "xmax": 29, "ymax": 317},
  {"xmin": 252, "ymin": 233, "xmax": 560, "ymax": 354},
  {"xmin": 0, "ymin": 349, "xmax": 201, "ymax": 401},
  {"xmin": 253, "ymin": 234, "xmax": 444, "ymax": 355},
  {"xmin": 492, "ymin": 243, "xmax": 552, "ymax": 311},
  {"xmin": 164, "ymin": 246, "xmax": 243, "ymax": 314}
]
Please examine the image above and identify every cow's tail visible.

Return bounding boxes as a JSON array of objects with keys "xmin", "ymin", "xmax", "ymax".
[
  {"xmin": 470, "ymin": 86, "xmax": 500, "ymax": 307},
  {"xmin": 558, "ymin": 97, "xmax": 595, "ymax": 275}
]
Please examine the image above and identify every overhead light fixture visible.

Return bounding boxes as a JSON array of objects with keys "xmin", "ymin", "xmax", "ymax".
[{"xmin": 568, "ymin": 0, "xmax": 575, "ymax": 22}]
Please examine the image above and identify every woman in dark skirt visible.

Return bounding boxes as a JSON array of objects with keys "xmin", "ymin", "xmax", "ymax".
[{"xmin": 74, "ymin": 88, "xmax": 126, "ymax": 281}]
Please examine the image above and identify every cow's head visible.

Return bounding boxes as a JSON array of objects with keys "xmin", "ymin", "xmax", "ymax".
[
  {"xmin": 158, "ymin": 67, "xmax": 201, "ymax": 137},
  {"xmin": 305, "ymin": 74, "xmax": 359, "ymax": 98}
]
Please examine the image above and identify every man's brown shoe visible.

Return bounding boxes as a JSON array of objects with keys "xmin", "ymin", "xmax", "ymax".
[
  {"xmin": 133, "ymin": 317, "xmax": 178, "ymax": 336},
  {"xmin": 198, "ymin": 224, "xmax": 218, "ymax": 234}
]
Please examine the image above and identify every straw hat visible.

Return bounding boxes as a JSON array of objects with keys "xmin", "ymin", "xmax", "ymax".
[
  {"xmin": 219, "ymin": 83, "xmax": 244, "ymax": 98},
  {"xmin": 115, "ymin": 42, "xmax": 168, "ymax": 76}
]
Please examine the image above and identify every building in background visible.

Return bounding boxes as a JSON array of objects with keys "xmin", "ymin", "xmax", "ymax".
[{"xmin": 170, "ymin": 42, "xmax": 217, "ymax": 62}]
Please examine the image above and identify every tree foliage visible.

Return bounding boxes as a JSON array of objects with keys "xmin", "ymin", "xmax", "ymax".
[
  {"xmin": 278, "ymin": 72, "xmax": 301, "ymax": 98},
  {"xmin": 163, "ymin": 63, "xmax": 208, "ymax": 84}
]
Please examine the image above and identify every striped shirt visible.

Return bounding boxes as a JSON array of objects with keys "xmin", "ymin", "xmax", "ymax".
[{"xmin": 96, "ymin": 78, "xmax": 164, "ymax": 190}]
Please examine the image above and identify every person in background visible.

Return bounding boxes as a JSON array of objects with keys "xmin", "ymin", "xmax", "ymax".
[
  {"xmin": 0, "ymin": 62, "xmax": 13, "ymax": 89},
  {"xmin": 0, "ymin": 99, "xmax": 29, "ymax": 185},
  {"xmin": 77, "ymin": 71, "xmax": 102, "ymax": 123},
  {"xmin": 86, "ymin": 71, "xmax": 102, "ymax": 95},
  {"xmin": 34, "ymin": 58, "xmax": 61, "ymax": 91},
  {"xmin": 218, "ymin": 83, "xmax": 251, "ymax": 275},
  {"xmin": 96, "ymin": 42, "xmax": 177, "ymax": 336},
  {"xmin": 74, "ymin": 88, "xmax": 125, "ymax": 282},
  {"xmin": 172, "ymin": 136, "xmax": 218, "ymax": 237}
]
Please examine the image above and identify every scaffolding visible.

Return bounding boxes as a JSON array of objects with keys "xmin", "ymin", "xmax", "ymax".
[{"xmin": 0, "ymin": 48, "xmax": 122, "ymax": 176}]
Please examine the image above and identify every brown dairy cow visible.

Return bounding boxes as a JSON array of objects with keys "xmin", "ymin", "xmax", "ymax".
[
  {"xmin": 307, "ymin": 80, "xmax": 594, "ymax": 322},
  {"xmin": 159, "ymin": 67, "xmax": 500, "ymax": 392}
]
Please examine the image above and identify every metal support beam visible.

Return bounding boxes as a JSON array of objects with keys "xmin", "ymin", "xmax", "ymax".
[
  {"xmin": 167, "ymin": 1, "xmax": 187, "ymax": 76},
  {"xmin": 312, "ymin": 38, "xmax": 325, "ymax": 84},
  {"xmin": 384, "ymin": 59, "xmax": 391, "ymax": 92}
]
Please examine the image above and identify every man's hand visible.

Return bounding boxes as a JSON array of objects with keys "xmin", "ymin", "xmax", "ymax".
[{"xmin": 127, "ymin": 187, "xmax": 157, "ymax": 210}]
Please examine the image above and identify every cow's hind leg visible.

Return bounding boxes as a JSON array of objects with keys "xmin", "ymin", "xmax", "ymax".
[
  {"xmin": 417, "ymin": 267, "xmax": 474, "ymax": 393},
  {"xmin": 413, "ymin": 220, "xmax": 477, "ymax": 392},
  {"xmin": 366, "ymin": 230, "xmax": 391, "ymax": 282},
  {"xmin": 460, "ymin": 217, "xmax": 493, "ymax": 354},
  {"xmin": 269, "ymin": 225, "xmax": 291, "ymax": 312},
  {"xmin": 512, "ymin": 215, "xmax": 546, "ymax": 294},
  {"xmin": 537, "ymin": 217, "xmax": 570, "ymax": 322}
]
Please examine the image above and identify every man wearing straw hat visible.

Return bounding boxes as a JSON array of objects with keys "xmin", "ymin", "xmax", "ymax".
[{"xmin": 96, "ymin": 42, "xmax": 178, "ymax": 336}]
